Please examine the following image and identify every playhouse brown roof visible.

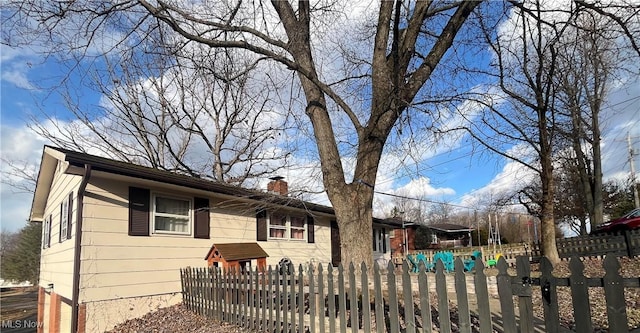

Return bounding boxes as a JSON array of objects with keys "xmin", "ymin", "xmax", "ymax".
[{"xmin": 204, "ymin": 243, "xmax": 269, "ymax": 261}]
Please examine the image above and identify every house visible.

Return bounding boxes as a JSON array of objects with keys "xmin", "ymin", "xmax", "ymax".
[
  {"xmin": 389, "ymin": 218, "xmax": 418, "ymax": 255},
  {"xmin": 30, "ymin": 146, "xmax": 398, "ymax": 332},
  {"xmin": 423, "ymin": 223, "xmax": 474, "ymax": 248}
]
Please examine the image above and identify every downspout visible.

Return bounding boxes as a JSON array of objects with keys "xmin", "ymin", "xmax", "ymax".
[{"xmin": 71, "ymin": 164, "xmax": 91, "ymax": 333}]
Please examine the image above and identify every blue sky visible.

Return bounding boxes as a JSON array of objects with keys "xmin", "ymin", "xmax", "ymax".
[{"xmin": 2, "ymin": 3, "xmax": 640, "ymax": 233}]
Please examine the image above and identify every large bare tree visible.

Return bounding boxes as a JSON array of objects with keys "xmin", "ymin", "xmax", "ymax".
[
  {"xmin": 554, "ymin": 10, "xmax": 624, "ymax": 231},
  {"xmin": 23, "ymin": 36, "xmax": 294, "ymax": 186},
  {"xmin": 465, "ymin": 1, "xmax": 569, "ymax": 263},
  {"xmin": 4, "ymin": 0, "xmax": 640, "ymax": 265},
  {"xmin": 4, "ymin": 1, "xmax": 481, "ymax": 266}
]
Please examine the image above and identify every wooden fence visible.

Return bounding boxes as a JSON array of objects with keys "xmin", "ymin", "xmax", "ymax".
[
  {"xmin": 541, "ymin": 229, "xmax": 640, "ymax": 258},
  {"xmin": 181, "ymin": 255, "xmax": 639, "ymax": 333}
]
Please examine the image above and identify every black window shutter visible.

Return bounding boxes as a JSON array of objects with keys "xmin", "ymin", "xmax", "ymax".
[
  {"xmin": 307, "ymin": 215, "xmax": 315, "ymax": 243},
  {"xmin": 194, "ymin": 197, "xmax": 210, "ymax": 239},
  {"xmin": 372, "ymin": 229, "xmax": 377, "ymax": 252},
  {"xmin": 67, "ymin": 192, "xmax": 73, "ymax": 240},
  {"xmin": 47, "ymin": 215, "xmax": 52, "ymax": 248},
  {"xmin": 256, "ymin": 209, "xmax": 267, "ymax": 241},
  {"xmin": 129, "ymin": 187, "xmax": 150, "ymax": 236}
]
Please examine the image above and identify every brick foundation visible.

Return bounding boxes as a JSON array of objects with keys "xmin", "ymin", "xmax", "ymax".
[
  {"xmin": 48, "ymin": 292, "xmax": 61, "ymax": 333},
  {"xmin": 77, "ymin": 303, "xmax": 86, "ymax": 333},
  {"xmin": 37, "ymin": 287, "xmax": 45, "ymax": 333}
]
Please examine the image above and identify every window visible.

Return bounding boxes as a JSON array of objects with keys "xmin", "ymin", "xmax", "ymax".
[
  {"xmin": 372, "ymin": 228, "xmax": 388, "ymax": 253},
  {"xmin": 60, "ymin": 198, "xmax": 68, "ymax": 241},
  {"xmin": 269, "ymin": 213, "xmax": 287, "ymax": 239},
  {"xmin": 268, "ymin": 212, "xmax": 306, "ymax": 241},
  {"xmin": 290, "ymin": 215, "xmax": 306, "ymax": 240},
  {"xmin": 152, "ymin": 194, "xmax": 192, "ymax": 235},
  {"xmin": 43, "ymin": 215, "xmax": 51, "ymax": 249},
  {"xmin": 129, "ymin": 187, "xmax": 209, "ymax": 238}
]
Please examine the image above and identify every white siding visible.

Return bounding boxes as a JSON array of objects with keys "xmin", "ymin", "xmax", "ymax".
[
  {"xmin": 79, "ymin": 176, "xmax": 333, "ymax": 304},
  {"xmin": 59, "ymin": 301, "xmax": 72, "ymax": 332},
  {"xmin": 38, "ymin": 163, "xmax": 81, "ymax": 300}
]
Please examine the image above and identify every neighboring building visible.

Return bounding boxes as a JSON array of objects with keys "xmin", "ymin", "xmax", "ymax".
[
  {"xmin": 389, "ymin": 219, "xmax": 418, "ymax": 255},
  {"xmin": 423, "ymin": 223, "xmax": 474, "ymax": 248},
  {"xmin": 30, "ymin": 146, "xmax": 397, "ymax": 332}
]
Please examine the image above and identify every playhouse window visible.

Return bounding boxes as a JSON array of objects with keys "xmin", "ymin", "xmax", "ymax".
[
  {"xmin": 152, "ymin": 194, "xmax": 192, "ymax": 235},
  {"xmin": 268, "ymin": 212, "xmax": 306, "ymax": 241}
]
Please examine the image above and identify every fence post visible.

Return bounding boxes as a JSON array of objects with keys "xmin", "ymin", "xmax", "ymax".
[
  {"xmin": 540, "ymin": 257, "xmax": 559, "ymax": 333},
  {"xmin": 453, "ymin": 258, "xmax": 471, "ymax": 333},
  {"xmin": 328, "ymin": 264, "xmax": 336, "ymax": 333},
  {"xmin": 349, "ymin": 263, "xmax": 359, "ymax": 333},
  {"xmin": 515, "ymin": 256, "xmax": 534, "ymax": 333},
  {"xmin": 496, "ymin": 258, "xmax": 517, "ymax": 333},
  {"xmin": 360, "ymin": 262, "xmax": 372, "ymax": 333},
  {"xmin": 473, "ymin": 259, "xmax": 491, "ymax": 333},
  {"xmin": 180, "ymin": 268, "xmax": 186, "ymax": 306},
  {"xmin": 603, "ymin": 255, "xmax": 629, "ymax": 333},
  {"xmin": 298, "ymin": 265, "xmax": 304, "ymax": 333},
  {"xmin": 318, "ymin": 264, "xmax": 326, "ymax": 333},
  {"xmin": 309, "ymin": 264, "xmax": 317, "ymax": 333},
  {"xmin": 401, "ymin": 261, "xmax": 416, "ymax": 333},
  {"xmin": 387, "ymin": 260, "xmax": 400, "ymax": 333},
  {"xmin": 337, "ymin": 264, "xmax": 347, "ymax": 333},
  {"xmin": 435, "ymin": 260, "xmax": 451, "ymax": 333},
  {"xmin": 568, "ymin": 257, "xmax": 592, "ymax": 333},
  {"xmin": 373, "ymin": 263, "xmax": 384, "ymax": 333},
  {"xmin": 267, "ymin": 266, "xmax": 274, "ymax": 333},
  {"xmin": 417, "ymin": 261, "xmax": 432, "ymax": 333}
]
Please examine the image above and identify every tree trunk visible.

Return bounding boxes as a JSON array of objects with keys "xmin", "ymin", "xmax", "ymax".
[
  {"xmin": 540, "ymin": 142, "xmax": 561, "ymax": 265},
  {"xmin": 590, "ymin": 105, "xmax": 604, "ymax": 229},
  {"xmin": 330, "ymin": 184, "xmax": 375, "ymax": 269}
]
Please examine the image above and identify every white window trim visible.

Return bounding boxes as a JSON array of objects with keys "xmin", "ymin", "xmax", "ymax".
[
  {"xmin": 267, "ymin": 212, "xmax": 307, "ymax": 241},
  {"xmin": 151, "ymin": 193, "xmax": 193, "ymax": 236}
]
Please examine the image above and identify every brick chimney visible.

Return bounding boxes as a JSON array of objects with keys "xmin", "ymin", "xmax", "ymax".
[{"xmin": 267, "ymin": 176, "xmax": 288, "ymax": 196}]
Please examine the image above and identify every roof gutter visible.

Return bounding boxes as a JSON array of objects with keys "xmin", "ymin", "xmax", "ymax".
[{"xmin": 71, "ymin": 164, "xmax": 91, "ymax": 333}]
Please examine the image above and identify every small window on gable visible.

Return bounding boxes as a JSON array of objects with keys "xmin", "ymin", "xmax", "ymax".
[
  {"xmin": 152, "ymin": 194, "xmax": 192, "ymax": 235},
  {"xmin": 60, "ymin": 197, "xmax": 69, "ymax": 242},
  {"xmin": 43, "ymin": 215, "xmax": 51, "ymax": 249},
  {"xmin": 268, "ymin": 212, "xmax": 306, "ymax": 241}
]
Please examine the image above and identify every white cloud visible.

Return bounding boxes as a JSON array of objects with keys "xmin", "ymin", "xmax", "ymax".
[
  {"xmin": 0, "ymin": 124, "xmax": 49, "ymax": 232},
  {"xmin": 458, "ymin": 156, "xmax": 535, "ymax": 210},
  {"xmin": 2, "ymin": 68, "xmax": 36, "ymax": 90},
  {"xmin": 0, "ymin": 46, "xmax": 39, "ymax": 90}
]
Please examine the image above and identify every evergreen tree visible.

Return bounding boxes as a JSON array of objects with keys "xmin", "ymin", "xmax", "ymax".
[{"xmin": 1, "ymin": 222, "xmax": 41, "ymax": 284}]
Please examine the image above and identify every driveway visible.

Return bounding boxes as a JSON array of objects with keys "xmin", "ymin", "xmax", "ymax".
[{"xmin": 1, "ymin": 288, "xmax": 39, "ymax": 333}]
